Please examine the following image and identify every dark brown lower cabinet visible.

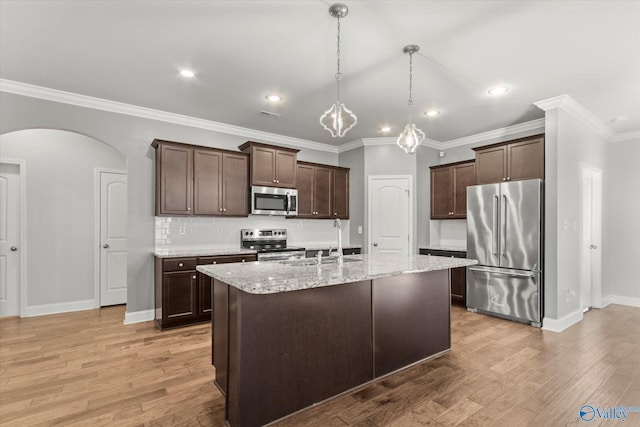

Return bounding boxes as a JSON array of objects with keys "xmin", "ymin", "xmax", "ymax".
[
  {"xmin": 154, "ymin": 253, "xmax": 257, "ymax": 329},
  {"xmin": 419, "ymin": 248, "xmax": 467, "ymax": 306}
]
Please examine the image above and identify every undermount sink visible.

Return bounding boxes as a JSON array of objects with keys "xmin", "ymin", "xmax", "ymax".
[{"xmin": 280, "ymin": 257, "xmax": 360, "ymax": 266}]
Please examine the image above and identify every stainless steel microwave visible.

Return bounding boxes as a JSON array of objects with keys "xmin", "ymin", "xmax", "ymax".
[{"xmin": 250, "ymin": 186, "xmax": 298, "ymax": 216}]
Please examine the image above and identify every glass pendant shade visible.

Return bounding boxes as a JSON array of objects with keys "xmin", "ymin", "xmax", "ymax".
[
  {"xmin": 320, "ymin": 101, "xmax": 357, "ymax": 138},
  {"xmin": 396, "ymin": 123, "xmax": 425, "ymax": 154}
]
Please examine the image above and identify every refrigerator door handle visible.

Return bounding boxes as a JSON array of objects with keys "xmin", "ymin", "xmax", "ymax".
[
  {"xmin": 493, "ymin": 195, "xmax": 500, "ymax": 256},
  {"xmin": 501, "ymin": 195, "xmax": 508, "ymax": 257},
  {"xmin": 468, "ymin": 266, "xmax": 535, "ymax": 278}
]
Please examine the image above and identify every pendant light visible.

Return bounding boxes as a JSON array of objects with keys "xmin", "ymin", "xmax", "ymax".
[
  {"xmin": 397, "ymin": 44, "xmax": 425, "ymax": 154},
  {"xmin": 320, "ymin": 3, "xmax": 357, "ymax": 138}
]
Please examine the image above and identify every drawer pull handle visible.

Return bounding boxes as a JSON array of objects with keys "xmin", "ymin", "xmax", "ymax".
[{"xmin": 178, "ymin": 263, "xmax": 183, "ymax": 267}]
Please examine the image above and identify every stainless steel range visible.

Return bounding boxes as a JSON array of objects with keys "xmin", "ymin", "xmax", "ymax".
[{"xmin": 240, "ymin": 229, "xmax": 305, "ymax": 261}]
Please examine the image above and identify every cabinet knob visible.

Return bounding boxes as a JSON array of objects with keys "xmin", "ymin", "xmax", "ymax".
[
  {"xmin": 192, "ymin": 275, "xmax": 196, "ymax": 280},
  {"xmin": 219, "ymin": 208, "xmax": 223, "ymax": 212},
  {"xmin": 507, "ymin": 176, "xmax": 510, "ymax": 181},
  {"xmin": 213, "ymin": 261, "xmax": 217, "ymax": 264},
  {"xmin": 178, "ymin": 263, "xmax": 183, "ymax": 267},
  {"xmin": 223, "ymin": 208, "xmax": 226, "ymax": 212},
  {"xmin": 276, "ymin": 179, "xmax": 280, "ymax": 183},
  {"xmin": 273, "ymin": 179, "xmax": 276, "ymax": 183},
  {"xmin": 502, "ymin": 178, "xmax": 506, "ymax": 181},
  {"xmin": 334, "ymin": 213, "xmax": 337, "ymax": 216},
  {"xmin": 242, "ymin": 259, "xmax": 246, "ymax": 262},
  {"xmin": 188, "ymin": 207, "xmax": 191, "ymax": 210}
]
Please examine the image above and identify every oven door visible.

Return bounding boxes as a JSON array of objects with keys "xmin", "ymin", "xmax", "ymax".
[{"xmin": 251, "ymin": 186, "xmax": 298, "ymax": 216}]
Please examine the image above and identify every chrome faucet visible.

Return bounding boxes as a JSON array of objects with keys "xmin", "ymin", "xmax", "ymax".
[{"xmin": 331, "ymin": 219, "xmax": 343, "ymax": 265}]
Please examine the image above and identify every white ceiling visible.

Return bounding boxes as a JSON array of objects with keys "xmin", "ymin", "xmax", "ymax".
[{"xmin": 1, "ymin": 0, "xmax": 638, "ymax": 146}]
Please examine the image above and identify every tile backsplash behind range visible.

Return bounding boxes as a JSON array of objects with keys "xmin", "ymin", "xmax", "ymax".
[{"xmin": 155, "ymin": 216, "xmax": 350, "ymax": 249}]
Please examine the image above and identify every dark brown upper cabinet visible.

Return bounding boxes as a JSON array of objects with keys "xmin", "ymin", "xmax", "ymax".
[
  {"xmin": 297, "ymin": 162, "xmax": 350, "ymax": 220},
  {"xmin": 153, "ymin": 140, "xmax": 249, "ymax": 216},
  {"xmin": 430, "ymin": 160, "xmax": 475, "ymax": 219},
  {"xmin": 238, "ymin": 141, "xmax": 299, "ymax": 188},
  {"xmin": 474, "ymin": 135, "xmax": 544, "ymax": 185},
  {"xmin": 332, "ymin": 167, "xmax": 350, "ymax": 219}
]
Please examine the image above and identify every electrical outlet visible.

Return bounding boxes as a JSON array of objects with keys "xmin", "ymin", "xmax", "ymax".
[{"xmin": 358, "ymin": 226, "xmax": 363, "ymax": 234}]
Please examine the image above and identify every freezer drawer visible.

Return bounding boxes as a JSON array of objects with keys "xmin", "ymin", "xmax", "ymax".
[{"xmin": 466, "ymin": 266, "xmax": 541, "ymax": 325}]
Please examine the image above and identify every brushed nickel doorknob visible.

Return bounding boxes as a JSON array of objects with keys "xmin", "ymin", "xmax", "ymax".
[
  {"xmin": 10, "ymin": 246, "xmax": 18, "ymax": 251},
  {"xmin": 103, "ymin": 244, "xmax": 109, "ymax": 249},
  {"xmin": 373, "ymin": 243, "xmax": 378, "ymax": 247}
]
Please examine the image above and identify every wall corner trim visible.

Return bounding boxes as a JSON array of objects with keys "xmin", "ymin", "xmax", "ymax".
[
  {"xmin": 541, "ymin": 309, "xmax": 584, "ymax": 333},
  {"xmin": 533, "ymin": 94, "xmax": 620, "ymax": 142},
  {"xmin": 124, "ymin": 309, "xmax": 155, "ymax": 325}
]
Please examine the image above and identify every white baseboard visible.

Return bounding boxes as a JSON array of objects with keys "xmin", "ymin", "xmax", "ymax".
[
  {"xmin": 607, "ymin": 295, "xmax": 640, "ymax": 308},
  {"xmin": 542, "ymin": 309, "xmax": 584, "ymax": 333},
  {"xmin": 124, "ymin": 309, "xmax": 155, "ymax": 325},
  {"xmin": 24, "ymin": 299, "xmax": 96, "ymax": 317},
  {"xmin": 592, "ymin": 295, "xmax": 612, "ymax": 309}
]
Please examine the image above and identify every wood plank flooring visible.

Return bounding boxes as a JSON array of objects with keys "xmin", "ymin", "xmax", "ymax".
[{"xmin": 1, "ymin": 304, "xmax": 638, "ymax": 426}]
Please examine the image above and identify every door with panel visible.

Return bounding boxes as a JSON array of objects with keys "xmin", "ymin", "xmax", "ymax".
[
  {"xmin": 0, "ymin": 164, "xmax": 20, "ymax": 316},
  {"xmin": 100, "ymin": 171, "xmax": 128, "ymax": 306},
  {"xmin": 193, "ymin": 149, "xmax": 222, "ymax": 215},
  {"xmin": 369, "ymin": 176, "xmax": 412, "ymax": 254}
]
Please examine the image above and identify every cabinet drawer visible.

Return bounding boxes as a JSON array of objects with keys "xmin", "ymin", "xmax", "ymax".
[
  {"xmin": 163, "ymin": 257, "xmax": 197, "ymax": 272},
  {"xmin": 198, "ymin": 254, "xmax": 257, "ymax": 265}
]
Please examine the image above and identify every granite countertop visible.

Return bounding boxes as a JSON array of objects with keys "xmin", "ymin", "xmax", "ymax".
[
  {"xmin": 153, "ymin": 247, "xmax": 257, "ymax": 258},
  {"xmin": 197, "ymin": 253, "xmax": 477, "ymax": 295},
  {"xmin": 421, "ymin": 245, "xmax": 467, "ymax": 252}
]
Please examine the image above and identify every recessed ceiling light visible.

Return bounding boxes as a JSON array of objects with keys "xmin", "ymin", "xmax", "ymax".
[
  {"xmin": 265, "ymin": 94, "xmax": 283, "ymax": 103},
  {"xmin": 425, "ymin": 110, "xmax": 440, "ymax": 117},
  {"xmin": 179, "ymin": 69, "xmax": 195, "ymax": 78},
  {"xmin": 380, "ymin": 126, "xmax": 391, "ymax": 132},
  {"xmin": 488, "ymin": 86, "xmax": 509, "ymax": 96}
]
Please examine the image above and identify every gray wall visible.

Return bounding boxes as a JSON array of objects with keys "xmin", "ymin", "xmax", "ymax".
[
  {"xmin": 603, "ymin": 139, "xmax": 640, "ymax": 300},
  {"xmin": 339, "ymin": 146, "xmax": 364, "ymax": 248},
  {"xmin": 0, "ymin": 92, "xmax": 338, "ymax": 315},
  {"xmin": 0, "ymin": 129, "xmax": 126, "ymax": 309}
]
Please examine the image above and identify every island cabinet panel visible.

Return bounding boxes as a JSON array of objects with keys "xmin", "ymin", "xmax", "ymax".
[
  {"xmin": 419, "ymin": 248, "xmax": 467, "ymax": 306},
  {"xmin": 225, "ymin": 281, "xmax": 373, "ymax": 427},
  {"xmin": 372, "ymin": 270, "xmax": 450, "ymax": 377},
  {"xmin": 212, "ymin": 279, "xmax": 229, "ymax": 393}
]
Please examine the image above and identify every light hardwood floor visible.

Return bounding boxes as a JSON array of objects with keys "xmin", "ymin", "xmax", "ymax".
[{"xmin": 1, "ymin": 304, "xmax": 638, "ymax": 426}]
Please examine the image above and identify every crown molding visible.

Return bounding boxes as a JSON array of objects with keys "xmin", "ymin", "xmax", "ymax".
[
  {"xmin": 0, "ymin": 79, "xmax": 339, "ymax": 154},
  {"xmin": 440, "ymin": 119, "xmax": 546, "ymax": 149},
  {"xmin": 534, "ymin": 94, "xmax": 616, "ymax": 141},
  {"xmin": 611, "ymin": 130, "xmax": 640, "ymax": 143}
]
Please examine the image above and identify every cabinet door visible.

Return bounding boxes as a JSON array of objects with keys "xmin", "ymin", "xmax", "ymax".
[
  {"xmin": 222, "ymin": 153, "xmax": 249, "ymax": 216},
  {"xmin": 314, "ymin": 166, "xmax": 332, "ymax": 218},
  {"xmin": 475, "ymin": 145, "xmax": 507, "ymax": 185},
  {"xmin": 198, "ymin": 272, "xmax": 212, "ymax": 320},
  {"xmin": 452, "ymin": 163, "xmax": 475, "ymax": 218},
  {"xmin": 193, "ymin": 148, "xmax": 222, "ymax": 215},
  {"xmin": 275, "ymin": 150, "xmax": 297, "ymax": 188},
  {"xmin": 163, "ymin": 271, "xmax": 198, "ymax": 325},
  {"xmin": 430, "ymin": 167, "xmax": 453, "ymax": 219},
  {"xmin": 158, "ymin": 144, "xmax": 192, "ymax": 215},
  {"xmin": 507, "ymin": 137, "xmax": 544, "ymax": 181},
  {"xmin": 450, "ymin": 267, "xmax": 466, "ymax": 306},
  {"xmin": 332, "ymin": 169, "xmax": 349, "ymax": 219},
  {"xmin": 296, "ymin": 164, "xmax": 315, "ymax": 218},
  {"xmin": 251, "ymin": 146, "xmax": 276, "ymax": 186}
]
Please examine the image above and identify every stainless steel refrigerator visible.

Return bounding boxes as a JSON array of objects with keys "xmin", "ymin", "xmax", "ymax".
[{"xmin": 466, "ymin": 179, "xmax": 543, "ymax": 327}]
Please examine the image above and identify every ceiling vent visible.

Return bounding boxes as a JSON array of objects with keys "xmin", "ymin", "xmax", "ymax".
[{"xmin": 259, "ymin": 110, "xmax": 282, "ymax": 119}]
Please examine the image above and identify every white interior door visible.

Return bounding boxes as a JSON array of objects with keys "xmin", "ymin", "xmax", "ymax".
[
  {"xmin": 369, "ymin": 176, "xmax": 412, "ymax": 254},
  {"xmin": 0, "ymin": 163, "xmax": 20, "ymax": 317},
  {"xmin": 580, "ymin": 166, "xmax": 602, "ymax": 311},
  {"xmin": 100, "ymin": 172, "xmax": 127, "ymax": 306}
]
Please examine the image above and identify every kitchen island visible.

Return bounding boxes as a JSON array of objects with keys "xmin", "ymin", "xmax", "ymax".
[{"xmin": 197, "ymin": 253, "xmax": 477, "ymax": 427}]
